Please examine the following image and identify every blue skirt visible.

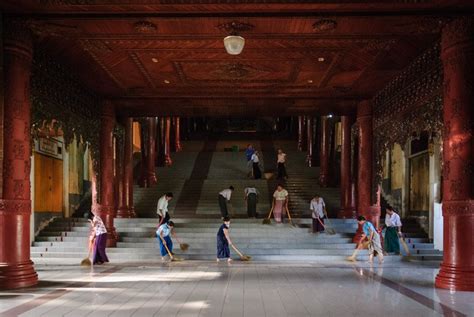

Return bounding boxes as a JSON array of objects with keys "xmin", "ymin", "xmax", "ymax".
[
  {"xmin": 158, "ymin": 235, "xmax": 173, "ymax": 256},
  {"xmin": 217, "ymin": 237, "xmax": 230, "ymax": 259}
]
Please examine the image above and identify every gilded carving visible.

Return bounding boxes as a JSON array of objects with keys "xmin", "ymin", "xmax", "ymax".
[
  {"xmin": 312, "ymin": 19, "xmax": 337, "ymax": 33},
  {"xmin": 133, "ymin": 21, "xmax": 157, "ymax": 33},
  {"xmin": 13, "ymin": 143, "xmax": 26, "ymax": 160},
  {"xmin": 30, "ymin": 49, "xmax": 101, "ymax": 174},
  {"xmin": 373, "ymin": 44, "xmax": 443, "ymax": 190},
  {"xmin": 13, "ymin": 181, "xmax": 25, "ymax": 199},
  {"xmin": 217, "ymin": 21, "xmax": 254, "ymax": 34}
]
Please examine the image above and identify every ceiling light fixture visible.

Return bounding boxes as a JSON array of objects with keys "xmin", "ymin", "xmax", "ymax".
[
  {"xmin": 218, "ymin": 21, "xmax": 254, "ymax": 56},
  {"xmin": 164, "ymin": 79, "xmax": 170, "ymax": 84},
  {"xmin": 151, "ymin": 58, "xmax": 158, "ymax": 63},
  {"xmin": 327, "ymin": 114, "xmax": 334, "ymax": 118},
  {"xmin": 318, "ymin": 57, "xmax": 325, "ymax": 62},
  {"xmin": 307, "ymin": 79, "xmax": 313, "ymax": 84},
  {"xmin": 223, "ymin": 35, "xmax": 245, "ymax": 55}
]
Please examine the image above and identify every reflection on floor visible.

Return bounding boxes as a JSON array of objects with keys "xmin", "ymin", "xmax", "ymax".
[{"xmin": 0, "ymin": 261, "xmax": 472, "ymax": 317}]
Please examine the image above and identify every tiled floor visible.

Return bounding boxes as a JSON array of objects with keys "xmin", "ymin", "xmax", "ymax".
[{"xmin": 0, "ymin": 261, "xmax": 472, "ymax": 317}]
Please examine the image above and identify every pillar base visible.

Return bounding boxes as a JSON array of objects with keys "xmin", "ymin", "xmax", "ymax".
[
  {"xmin": 116, "ymin": 207, "xmax": 133, "ymax": 218},
  {"xmin": 165, "ymin": 155, "xmax": 173, "ymax": 166},
  {"xmin": 319, "ymin": 173, "xmax": 328, "ymax": 187},
  {"xmin": 435, "ymin": 264, "xmax": 474, "ymax": 291},
  {"xmin": 138, "ymin": 173, "xmax": 158, "ymax": 188},
  {"xmin": 0, "ymin": 260, "xmax": 38, "ymax": 289},
  {"xmin": 338, "ymin": 207, "xmax": 356, "ymax": 219}
]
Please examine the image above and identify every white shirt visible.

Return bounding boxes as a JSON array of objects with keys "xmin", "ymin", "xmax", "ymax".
[
  {"xmin": 157, "ymin": 195, "xmax": 169, "ymax": 217},
  {"xmin": 273, "ymin": 189, "xmax": 288, "ymax": 201},
  {"xmin": 277, "ymin": 153, "xmax": 286, "ymax": 163},
  {"xmin": 385, "ymin": 212, "xmax": 402, "ymax": 227},
  {"xmin": 219, "ymin": 189, "xmax": 232, "ymax": 201},
  {"xmin": 157, "ymin": 223, "xmax": 172, "ymax": 237},
  {"xmin": 251, "ymin": 153, "xmax": 260, "ymax": 163},
  {"xmin": 244, "ymin": 187, "xmax": 258, "ymax": 196},
  {"xmin": 310, "ymin": 197, "xmax": 325, "ymax": 218},
  {"xmin": 93, "ymin": 216, "xmax": 107, "ymax": 236}
]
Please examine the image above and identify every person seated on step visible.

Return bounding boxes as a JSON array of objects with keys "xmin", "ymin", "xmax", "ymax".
[
  {"xmin": 244, "ymin": 187, "xmax": 259, "ymax": 218},
  {"xmin": 157, "ymin": 221, "xmax": 175, "ymax": 261},
  {"xmin": 218, "ymin": 186, "xmax": 234, "ymax": 218},
  {"xmin": 157, "ymin": 192, "xmax": 173, "ymax": 226},
  {"xmin": 216, "ymin": 217, "xmax": 233, "ymax": 262},
  {"xmin": 310, "ymin": 194, "xmax": 326, "ymax": 234}
]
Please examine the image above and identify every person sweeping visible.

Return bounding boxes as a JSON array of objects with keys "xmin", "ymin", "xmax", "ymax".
[
  {"xmin": 348, "ymin": 216, "xmax": 384, "ymax": 264},
  {"xmin": 217, "ymin": 217, "xmax": 233, "ymax": 262},
  {"xmin": 384, "ymin": 206, "xmax": 402, "ymax": 254},
  {"xmin": 157, "ymin": 221, "xmax": 175, "ymax": 261}
]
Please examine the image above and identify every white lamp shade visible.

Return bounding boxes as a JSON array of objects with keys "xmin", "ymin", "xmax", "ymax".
[{"xmin": 223, "ymin": 35, "xmax": 245, "ymax": 55}]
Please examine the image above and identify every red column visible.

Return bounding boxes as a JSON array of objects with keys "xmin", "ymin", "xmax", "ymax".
[
  {"xmin": 297, "ymin": 116, "xmax": 307, "ymax": 151},
  {"xmin": 164, "ymin": 117, "xmax": 173, "ymax": 166},
  {"xmin": 319, "ymin": 116, "xmax": 330, "ymax": 187},
  {"xmin": 435, "ymin": 18, "xmax": 474, "ymax": 291},
  {"xmin": 94, "ymin": 101, "xmax": 117, "ymax": 247},
  {"xmin": 306, "ymin": 117, "xmax": 314, "ymax": 167},
  {"xmin": 147, "ymin": 117, "xmax": 158, "ymax": 185},
  {"xmin": 353, "ymin": 101, "xmax": 380, "ymax": 242},
  {"xmin": 174, "ymin": 117, "xmax": 182, "ymax": 152},
  {"xmin": 0, "ymin": 20, "xmax": 38, "ymax": 289},
  {"xmin": 117, "ymin": 118, "xmax": 134, "ymax": 218},
  {"xmin": 338, "ymin": 116, "xmax": 356, "ymax": 218}
]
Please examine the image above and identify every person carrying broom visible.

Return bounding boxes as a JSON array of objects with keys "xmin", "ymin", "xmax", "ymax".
[
  {"xmin": 157, "ymin": 221, "xmax": 176, "ymax": 261},
  {"xmin": 310, "ymin": 194, "xmax": 326, "ymax": 234},
  {"xmin": 216, "ymin": 217, "xmax": 232, "ymax": 262}
]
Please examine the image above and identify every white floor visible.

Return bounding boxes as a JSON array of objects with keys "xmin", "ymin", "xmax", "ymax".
[{"xmin": 0, "ymin": 261, "xmax": 472, "ymax": 317}]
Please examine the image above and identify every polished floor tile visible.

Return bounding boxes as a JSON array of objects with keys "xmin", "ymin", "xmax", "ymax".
[{"xmin": 0, "ymin": 261, "xmax": 472, "ymax": 317}]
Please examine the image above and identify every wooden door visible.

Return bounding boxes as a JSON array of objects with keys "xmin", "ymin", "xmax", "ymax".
[
  {"xmin": 409, "ymin": 153, "xmax": 429, "ymax": 215},
  {"xmin": 34, "ymin": 153, "xmax": 63, "ymax": 213}
]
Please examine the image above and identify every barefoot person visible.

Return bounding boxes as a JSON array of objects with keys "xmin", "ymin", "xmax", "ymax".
[
  {"xmin": 276, "ymin": 149, "xmax": 288, "ymax": 180},
  {"xmin": 216, "ymin": 217, "xmax": 233, "ymax": 262},
  {"xmin": 384, "ymin": 206, "xmax": 402, "ymax": 254},
  {"xmin": 350, "ymin": 216, "xmax": 384, "ymax": 264},
  {"xmin": 245, "ymin": 144, "xmax": 255, "ymax": 178},
  {"xmin": 272, "ymin": 184, "xmax": 289, "ymax": 224},
  {"xmin": 218, "ymin": 186, "xmax": 234, "ymax": 218},
  {"xmin": 92, "ymin": 214, "xmax": 109, "ymax": 265},
  {"xmin": 251, "ymin": 150, "xmax": 262, "ymax": 179},
  {"xmin": 244, "ymin": 187, "xmax": 259, "ymax": 218},
  {"xmin": 310, "ymin": 194, "xmax": 326, "ymax": 234},
  {"xmin": 157, "ymin": 221, "xmax": 175, "ymax": 260},
  {"xmin": 157, "ymin": 192, "xmax": 173, "ymax": 226}
]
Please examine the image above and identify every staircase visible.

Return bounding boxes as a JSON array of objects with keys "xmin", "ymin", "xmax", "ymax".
[
  {"xmin": 31, "ymin": 217, "xmax": 442, "ymax": 264},
  {"xmin": 30, "ymin": 136, "xmax": 442, "ymax": 264}
]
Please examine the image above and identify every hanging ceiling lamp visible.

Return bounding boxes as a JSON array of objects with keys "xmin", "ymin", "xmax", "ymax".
[
  {"xmin": 223, "ymin": 35, "xmax": 245, "ymax": 55},
  {"xmin": 218, "ymin": 21, "xmax": 254, "ymax": 56}
]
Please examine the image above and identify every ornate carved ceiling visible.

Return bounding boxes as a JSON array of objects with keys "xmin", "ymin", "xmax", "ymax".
[{"xmin": 2, "ymin": 1, "xmax": 469, "ymax": 116}]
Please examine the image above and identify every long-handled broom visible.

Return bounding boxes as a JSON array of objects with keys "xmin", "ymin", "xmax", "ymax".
[
  {"xmin": 262, "ymin": 204, "xmax": 274, "ymax": 225},
  {"xmin": 159, "ymin": 235, "xmax": 183, "ymax": 262},
  {"xmin": 285, "ymin": 206, "xmax": 297, "ymax": 227},
  {"xmin": 231, "ymin": 244, "xmax": 252, "ymax": 261},
  {"xmin": 321, "ymin": 209, "xmax": 337, "ymax": 235},
  {"xmin": 316, "ymin": 217, "xmax": 336, "ymax": 235},
  {"xmin": 399, "ymin": 234, "xmax": 411, "ymax": 257},
  {"xmin": 81, "ymin": 224, "xmax": 95, "ymax": 266},
  {"xmin": 174, "ymin": 234, "xmax": 190, "ymax": 252},
  {"xmin": 347, "ymin": 240, "xmax": 369, "ymax": 262}
]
